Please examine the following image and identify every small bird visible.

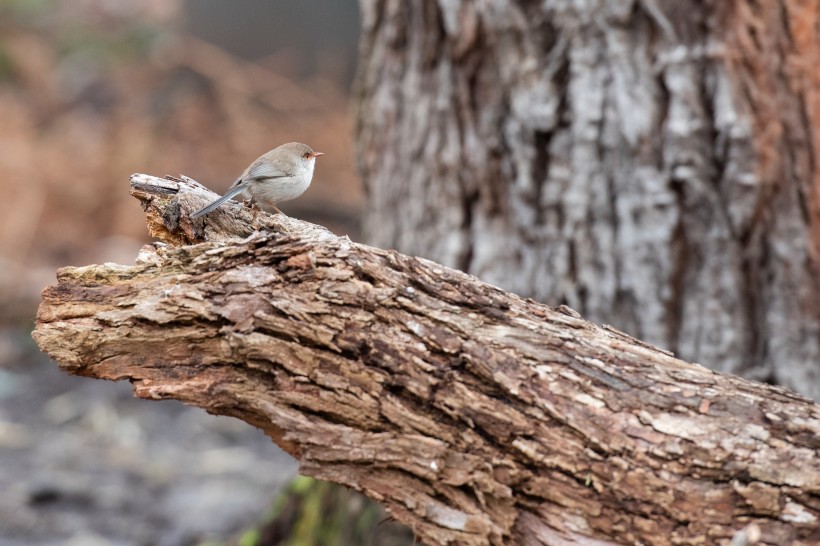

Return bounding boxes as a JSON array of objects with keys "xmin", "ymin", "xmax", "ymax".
[{"xmin": 191, "ymin": 142, "xmax": 323, "ymax": 218}]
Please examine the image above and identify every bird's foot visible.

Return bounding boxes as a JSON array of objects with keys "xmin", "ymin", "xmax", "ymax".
[{"xmin": 241, "ymin": 197, "xmax": 263, "ymax": 224}]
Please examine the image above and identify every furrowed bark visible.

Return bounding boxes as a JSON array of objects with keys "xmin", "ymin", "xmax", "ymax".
[
  {"xmin": 33, "ymin": 175, "xmax": 820, "ymax": 546},
  {"xmin": 354, "ymin": 0, "xmax": 820, "ymax": 401}
]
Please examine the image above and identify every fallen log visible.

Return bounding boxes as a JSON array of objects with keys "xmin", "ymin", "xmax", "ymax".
[{"xmin": 32, "ymin": 174, "xmax": 820, "ymax": 546}]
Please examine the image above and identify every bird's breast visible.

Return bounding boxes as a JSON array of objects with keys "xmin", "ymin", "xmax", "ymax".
[{"xmin": 249, "ymin": 163, "xmax": 314, "ymax": 204}]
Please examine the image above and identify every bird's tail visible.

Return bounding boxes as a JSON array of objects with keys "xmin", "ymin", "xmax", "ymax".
[{"xmin": 190, "ymin": 183, "xmax": 247, "ymax": 219}]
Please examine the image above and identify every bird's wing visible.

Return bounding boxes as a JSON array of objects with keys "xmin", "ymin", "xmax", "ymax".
[{"xmin": 243, "ymin": 160, "xmax": 293, "ymax": 181}]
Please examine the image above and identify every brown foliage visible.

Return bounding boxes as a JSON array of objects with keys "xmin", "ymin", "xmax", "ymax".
[{"xmin": 0, "ymin": 19, "xmax": 360, "ymax": 320}]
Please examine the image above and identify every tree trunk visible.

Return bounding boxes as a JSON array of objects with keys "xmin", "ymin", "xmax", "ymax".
[
  {"xmin": 354, "ymin": 0, "xmax": 820, "ymax": 400},
  {"xmin": 32, "ymin": 175, "xmax": 820, "ymax": 546}
]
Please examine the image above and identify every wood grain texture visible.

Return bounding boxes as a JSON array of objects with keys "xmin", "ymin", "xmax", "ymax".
[
  {"xmin": 354, "ymin": 0, "xmax": 820, "ymax": 401},
  {"xmin": 33, "ymin": 174, "xmax": 820, "ymax": 545}
]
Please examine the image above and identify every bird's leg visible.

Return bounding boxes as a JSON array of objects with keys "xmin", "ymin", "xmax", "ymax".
[{"xmin": 242, "ymin": 196, "xmax": 264, "ymax": 219}]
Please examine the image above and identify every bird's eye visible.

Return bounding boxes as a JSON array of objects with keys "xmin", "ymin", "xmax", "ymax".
[{"xmin": 303, "ymin": 152, "xmax": 311, "ymax": 159}]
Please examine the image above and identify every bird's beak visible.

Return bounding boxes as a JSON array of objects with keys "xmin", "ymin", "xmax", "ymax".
[{"xmin": 311, "ymin": 152, "xmax": 324, "ymax": 159}]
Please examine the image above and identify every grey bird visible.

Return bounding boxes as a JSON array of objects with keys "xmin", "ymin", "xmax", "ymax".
[{"xmin": 191, "ymin": 142, "xmax": 323, "ymax": 218}]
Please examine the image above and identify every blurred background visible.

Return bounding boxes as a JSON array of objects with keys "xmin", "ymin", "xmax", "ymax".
[{"xmin": 0, "ymin": 1, "xmax": 382, "ymax": 545}]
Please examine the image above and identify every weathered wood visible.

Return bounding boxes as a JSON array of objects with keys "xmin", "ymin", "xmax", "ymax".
[
  {"xmin": 33, "ymin": 175, "xmax": 820, "ymax": 546},
  {"xmin": 354, "ymin": 0, "xmax": 820, "ymax": 401}
]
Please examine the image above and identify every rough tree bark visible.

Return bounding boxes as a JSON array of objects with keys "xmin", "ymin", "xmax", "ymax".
[
  {"xmin": 33, "ymin": 175, "xmax": 820, "ymax": 546},
  {"xmin": 354, "ymin": 0, "xmax": 820, "ymax": 400}
]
